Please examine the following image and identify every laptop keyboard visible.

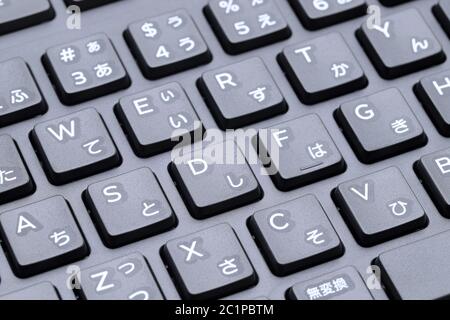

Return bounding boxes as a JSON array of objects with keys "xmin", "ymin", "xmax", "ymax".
[{"xmin": 0, "ymin": 0, "xmax": 450, "ymax": 300}]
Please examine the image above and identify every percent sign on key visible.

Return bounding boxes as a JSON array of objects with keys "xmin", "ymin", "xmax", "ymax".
[{"xmin": 219, "ymin": 0, "xmax": 240, "ymax": 14}]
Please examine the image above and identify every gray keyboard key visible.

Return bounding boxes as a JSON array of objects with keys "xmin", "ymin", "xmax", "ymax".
[
  {"xmin": 0, "ymin": 282, "xmax": 60, "ymax": 300},
  {"xmin": 84, "ymin": 168, "xmax": 177, "ymax": 248},
  {"xmin": 257, "ymin": 114, "xmax": 345, "ymax": 191},
  {"xmin": 162, "ymin": 224, "xmax": 257, "ymax": 300},
  {"xmin": 434, "ymin": 0, "xmax": 450, "ymax": 38},
  {"xmin": 279, "ymin": 33, "xmax": 367, "ymax": 104},
  {"xmin": 375, "ymin": 230, "xmax": 450, "ymax": 300},
  {"xmin": 336, "ymin": 88, "xmax": 427, "ymax": 163},
  {"xmin": 248, "ymin": 195, "xmax": 344, "ymax": 276},
  {"xmin": 78, "ymin": 253, "xmax": 163, "ymax": 300},
  {"xmin": 198, "ymin": 57, "xmax": 287, "ymax": 129},
  {"xmin": 30, "ymin": 108, "xmax": 121, "ymax": 185},
  {"xmin": 115, "ymin": 82, "xmax": 203, "ymax": 157},
  {"xmin": 288, "ymin": 266, "xmax": 373, "ymax": 300},
  {"xmin": 0, "ymin": 58, "xmax": 47, "ymax": 128},
  {"xmin": 0, "ymin": 135, "xmax": 35, "ymax": 205},
  {"xmin": 333, "ymin": 167, "xmax": 428, "ymax": 247},
  {"xmin": 357, "ymin": 8, "xmax": 445, "ymax": 79},
  {"xmin": 0, "ymin": 196, "xmax": 89, "ymax": 278}
]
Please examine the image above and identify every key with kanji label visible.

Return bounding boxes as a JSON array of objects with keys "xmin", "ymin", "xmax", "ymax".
[
  {"xmin": 278, "ymin": 33, "xmax": 367, "ymax": 105},
  {"xmin": 357, "ymin": 8, "xmax": 445, "ymax": 79},
  {"xmin": 0, "ymin": 282, "xmax": 60, "ymax": 300},
  {"xmin": 162, "ymin": 224, "xmax": 257, "ymax": 300},
  {"xmin": 0, "ymin": 135, "xmax": 35, "ymax": 205},
  {"xmin": 78, "ymin": 253, "xmax": 163, "ymax": 300},
  {"xmin": 197, "ymin": 57, "xmax": 287, "ymax": 129},
  {"xmin": 0, "ymin": 58, "xmax": 47, "ymax": 128},
  {"xmin": 256, "ymin": 114, "xmax": 345, "ymax": 191},
  {"xmin": 415, "ymin": 69, "xmax": 450, "ymax": 137},
  {"xmin": 434, "ymin": 0, "xmax": 450, "ymax": 38},
  {"xmin": 289, "ymin": 0, "xmax": 367, "ymax": 30},
  {"xmin": 0, "ymin": 0, "xmax": 54, "ymax": 35},
  {"xmin": 43, "ymin": 33, "xmax": 130, "ymax": 105},
  {"xmin": 205, "ymin": 0, "xmax": 291, "ymax": 54},
  {"xmin": 30, "ymin": 108, "xmax": 121, "ymax": 185},
  {"xmin": 84, "ymin": 168, "xmax": 177, "ymax": 248},
  {"xmin": 169, "ymin": 140, "xmax": 263, "ymax": 219},
  {"xmin": 336, "ymin": 88, "xmax": 427, "ymax": 164},
  {"xmin": 64, "ymin": 0, "xmax": 120, "ymax": 11},
  {"xmin": 115, "ymin": 82, "xmax": 203, "ymax": 157},
  {"xmin": 248, "ymin": 195, "xmax": 344, "ymax": 276},
  {"xmin": 415, "ymin": 148, "xmax": 450, "ymax": 218},
  {"xmin": 0, "ymin": 196, "xmax": 89, "ymax": 278},
  {"xmin": 333, "ymin": 167, "xmax": 428, "ymax": 247},
  {"xmin": 125, "ymin": 10, "xmax": 211, "ymax": 80},
  {"xmin": 287, "ymin": 267, "xmax": 373, "ymax": 300}
]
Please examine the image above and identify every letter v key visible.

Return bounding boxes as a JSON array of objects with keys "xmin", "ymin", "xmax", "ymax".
[{"xmin": 350, "ymin": 182, "xmax": 371, "ymax": 201}]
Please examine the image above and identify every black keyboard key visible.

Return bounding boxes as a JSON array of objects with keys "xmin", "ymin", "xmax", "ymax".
[
  {"xmin": 205, "ymin": 0, "xmax": 291, "ymax": 54},
  {"xmin": 0, "ymin": 58, "xmax": 47, "ymax": 128},
  {"xmin": 162, "ymin": 224, "xmax": 257, "ymax": 300},
  {"xmin": 434, "ymin": 1, "xmax": 450, "ymax": 38},
  {"xmin": 248, "ymin": 195, "xmax": 344, "ymax": 276},
  {"xmin": 287, "ymin": 266, "xmax": 373, "ymax": 300},
  {"xmin": 0, "ymin": 0, "xmax": 54, "ymax": 35},
  {"xmin": 0, "ymin": 282, "xmax": 60, "ymax": 300},
  {"xmin": 78, "ymin": 253, "xmax": 163, "ymax": 300},
  {"xmin": 0, "ymin": 196, "xmax": 89, "ymax": 278},
  {"xmin": 289, "ymin": 0, "xmax": 367, "ymax": 30},
  {"xmin": 336, "ymin": 88, "xmax": 427, "ymax": 164},
  {"xmin": 375, "ymin": 230, "xmax": 450, "ymax": 300},
  {"xmin": 64, "ymin": 0, "xmax": 120, "ymax": 11},
  {"xmin": 415, "ymin": 69, "xmax": 450, "ymax": 137},
  {"xmin": 84, "ymin": 168, "xmax": 177, "ymax": 248},
  {"xmin": 257, "ymin": 114, "xmax": 345, "ymax": 191},
  {"xmin": 278, "ymin": 33, "xmax": 367, "ymax": 105},
  {"xmin": 0, "ymin": 135, "xmax": 35, "ymax": 205},
  {"xmin": 415, "ymin": 148, "xmax": 450, "ymax": 218},
  {"xmin": 197, "ymin": 57, "xmax": 287, "ymax": 129},
  {"xmin": 125, "ymin": 10, "xmax": 211, "ymax": 80},
  {"xmin": 357, "ymin": 8, "xmax": 445, "ymax": 79},
  {"xmin": 169, "ymin": 140, "xmax": 262, "ymax": 219},
  {"xmin": 115, "ymin": 82, "xmax": 203, "ymax": 157},
  {"xmin": 30, "ymin": 108, "xmax": 121, "ymax": 186},
  {"xmin": 333, "ymin": 167, "xmax": 428, "ymax": 247},
  {"xmin": 43, "ymin": 33, "xmax": 130, "ymax": 105}
]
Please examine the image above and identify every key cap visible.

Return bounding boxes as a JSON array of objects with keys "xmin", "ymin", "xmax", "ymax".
[
  {"xmin": 356, "ymin": 8, "xmax": 445, "ymax": 79},
  {"xmin": 0, "ymin": 282, "xmax": 60, "ymax": 300},
  {"xmin": 64, "ymin": 0, "xmax": 120, "ymax": 11},
  {"xmin": 434, "ymin": 0, "xmax": 450, "ymax": 38},
  {"xmin": 84, "ymin": 168, "xmax": 177, "ymax": 248},
  {"xmin": 336, "ymin": 88, "xmax": 427, "ymax": 164},
  {"xmin": 287, "ymin": 266, "xmax": 373, "ymax": 300},
  {"xmin": 162, "ymin": 224, "xmax": 257, "ymax": 300},
  {"xmin": 278, "ymin": 33, "xmax": 367, "ymax": 105},
  {"xmin": 375, "ymin": 230, "xmax": 450, "ymax": 299},
  {"xmin": 115, "ymin": 82, "xmax": 203, "ymax": 157},
  {"xmin": 0, "ymin": 58, "xmax": 47, "ymax": 128},
  {"xmin": 289, "ymin": 0, "xmax": 367, "ymax": 30},
  {"xmin": 125, "ymin": 10, "xmax": 211, "ymax": 80},
  {"xmin": 78, "ymin": 253, "xmax": 163, "ymax": 300},
  {"xmin": 256, "ymin": 114, "xmax": 345, "ymax": 191},
  {"xmin": 333, "ymin": 167, "xmax": 428, "ymax": 247},
  {"xmin": 169, "ymin": 140, "xmax": 263, "ymax": 219},
  {"xmin": 0, "ymin": 196, "xmax": 89, "ymax": 278},
  {"xmin": 0, "ymin": 0, "xmax": 54, "ymax": 35},
  {"xmin": 197, "ymin": 57, "xmax": 287, "ymax": 129},
  {"xmin": 415, "ymin": 70, "xmax": 450, "ymax": 137},
  {"xmin": 0, "ymin": 135, "xmax": 35, "ymax": 205},
  {"xmin": 415, "ymin": 148, "xmax": 450, "ymax": 218},
  {"xmin": 248, "ymin": 195, "xmax": 344, "ymax": 276},
  {"xmin": 205, "ymin": 0, "xmax": 291, "ymax": 54},
  {"xmin": 43, "ymin": 33, "xmax": 130, "ymax": 105},
  {"xmin": 30, "ymin": 108, "xmax": 121, "ymax": 186}
]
